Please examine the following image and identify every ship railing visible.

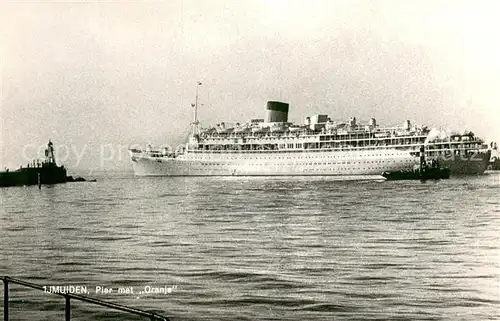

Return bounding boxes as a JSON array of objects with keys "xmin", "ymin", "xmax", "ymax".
[
  {"xmin": 187, "ymin": 146, "xmax": 407, "ymax": 153},
  {"xmin": 1, "ymin": 276, "xmax": 170, "ymax": 321}
]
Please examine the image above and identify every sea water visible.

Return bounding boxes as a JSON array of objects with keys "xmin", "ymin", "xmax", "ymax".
[{"xmin": 1, "ymin": 172, "xmax": 499, "ymax": 320}]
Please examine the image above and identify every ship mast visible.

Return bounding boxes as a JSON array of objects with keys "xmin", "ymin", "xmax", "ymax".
[{"xmin": 191, "ymin": 81, "xmax": 202, "ymax": 135}]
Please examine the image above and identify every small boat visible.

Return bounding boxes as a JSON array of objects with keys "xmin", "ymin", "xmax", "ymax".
[
  {"xmin": 382, "ymin": 166, "xmax": 450, "ymax": 180},
  {"xmin": 382, "ymin": 145, "xmax": 450, "ymax": 181}
]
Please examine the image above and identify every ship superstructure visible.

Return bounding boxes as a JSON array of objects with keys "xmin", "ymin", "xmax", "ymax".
[
  {"xmin": 488, "ymin": 142, "xmax": 499, "ymax": 170},
  {"xmin": 129, "ymin": 93, "xmax": 491, "ymax": 177}
]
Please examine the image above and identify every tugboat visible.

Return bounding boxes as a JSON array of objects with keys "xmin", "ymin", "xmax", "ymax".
[
  {"xmin": 0, "ymin": 141, "xmax": 68, "ymax": 187},
  {"xmin": 382, "ymin": 145, "xmax": 450, "ymax": 181}
]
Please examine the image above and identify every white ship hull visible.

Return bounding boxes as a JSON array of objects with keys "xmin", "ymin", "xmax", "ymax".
[
  {"xmin": 131, "ymin": 148, "xmax": 419, "ymax": 177},
  {"xmin": 131, "ymin": 147, "xmax": 491, "ymax": 177}
]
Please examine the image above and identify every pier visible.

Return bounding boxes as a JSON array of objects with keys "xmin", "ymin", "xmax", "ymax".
[{"xmin": 1, "ymin": 276, "xmax": 170, "ymax": 321}]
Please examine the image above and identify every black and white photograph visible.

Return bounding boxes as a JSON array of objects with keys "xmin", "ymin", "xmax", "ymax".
[{"xmin": 1, "ymin": 1, "xmax": 499, "ymax": 320}]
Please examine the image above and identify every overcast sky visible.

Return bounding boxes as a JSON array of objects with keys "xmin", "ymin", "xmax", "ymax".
[{"xmin": 1, "ymin": 0, "xmax": 499, "ymax": 171}]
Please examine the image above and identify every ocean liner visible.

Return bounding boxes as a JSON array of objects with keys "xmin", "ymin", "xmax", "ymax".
[{"xmin": 129, "ymin": 89, "xmax": 491, "ymax": 177}]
